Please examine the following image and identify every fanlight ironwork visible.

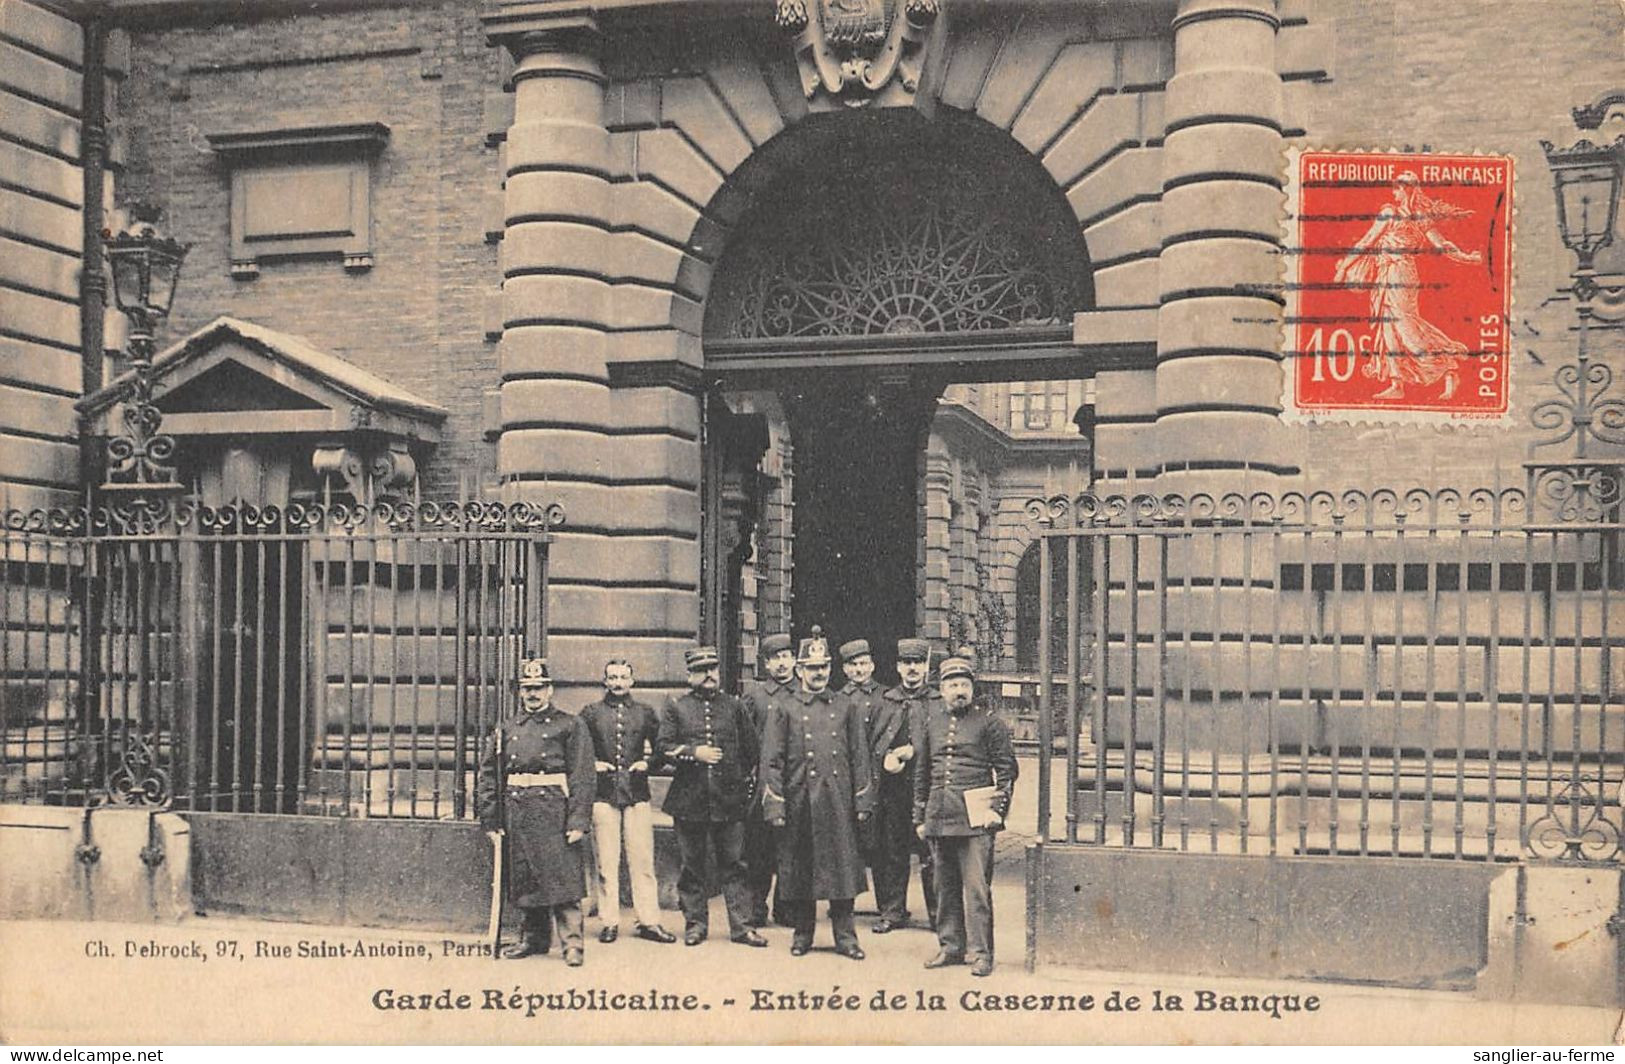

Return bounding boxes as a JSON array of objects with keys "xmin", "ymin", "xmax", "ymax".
[{"xmin": 708, "ymin": 163, "xmax": 1082, "ymax": 340}]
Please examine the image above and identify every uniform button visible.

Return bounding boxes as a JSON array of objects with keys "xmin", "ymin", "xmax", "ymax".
[
  {"xmin": 810, "ymin": 770, "xmax": 818, "ymax": 777},
  {"xmin": 832, "ymin": 769, "xmax": 839, "ymax": 777},
  {"xmin": 806, "ymin": 752, "xmax": 814, "ymax": 759},
  {"xmin": 805, "ymin": 733, "xmax": 812, "ymax": 740}
]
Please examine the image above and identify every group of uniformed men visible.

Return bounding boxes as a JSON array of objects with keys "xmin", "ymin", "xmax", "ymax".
[{"xmin": 476, "ymin": 629, "xmax": 1019, "ymax": 977}]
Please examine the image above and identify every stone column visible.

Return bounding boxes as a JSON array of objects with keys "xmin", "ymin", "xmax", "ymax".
[
  {"xmin": 1155, "ymin": 0, "xmax": 1295, "ymax": 494},
  {"xmin": 486, "ymin": 13, "xmax": 704, "ymax": 706},
  {"xmin": 1146, "ymin": 1, "xmax": 1293, "ymax": 747}
]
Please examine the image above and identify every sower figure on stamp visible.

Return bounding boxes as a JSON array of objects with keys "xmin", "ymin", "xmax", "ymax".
[
  {"xmin": 870, "ymin": 637, "xmax": 938, "ymax": 933},
  {"xmin": 1331, "ymin": 171, "xmax": 1481, "ymax": 402},
  {"xmin": 658, "ymin": 645, "xmax": 770, "ymax": 948},
  {"xmin": 761, "ymin": 627, "xmax": 876, "ymax": 960},
  {"xmin": 581, "ymin": 658, "xmax": 677, "ymax": 946},
  {"xmin": 914, "ymin": 652, "xmax": 1017, "ymax": 977},
  {"xmin": 477, "ymin": 655, "xmax": 595, "ymax": 965},
  {"xmin": 742, "ymin": 632, "xmax": 795, "ymax": 928}
]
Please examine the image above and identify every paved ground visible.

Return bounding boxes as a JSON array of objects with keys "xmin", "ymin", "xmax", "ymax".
[{"xmin": 5, "ymin": 905, "xmax": 1615, "ymax": 1045}]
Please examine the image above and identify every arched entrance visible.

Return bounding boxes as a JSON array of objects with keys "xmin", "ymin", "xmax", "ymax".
[{"xmin": 701, "ymin": 111, "xmax": 1094, "ymax": 683}]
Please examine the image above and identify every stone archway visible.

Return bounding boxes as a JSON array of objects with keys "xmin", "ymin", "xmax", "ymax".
[
  {"xmin": 697, "ymin": 111, "xmax": 1094, "ymax": 680},
  {"xmin": 701, "ymin": 114, "xmax": 1091, "ymax": 342},
  {"xmin": 482, "ymin": 0, "xmax": 1295, "ymax": 699}
]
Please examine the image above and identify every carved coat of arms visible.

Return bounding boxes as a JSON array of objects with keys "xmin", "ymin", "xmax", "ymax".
[{"xmin": 776, "ymin": 0, "xmax": 940, "ymax": 106}]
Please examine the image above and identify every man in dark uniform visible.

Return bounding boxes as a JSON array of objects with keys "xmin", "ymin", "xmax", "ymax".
[
  {"xmin": 657, "ymin": 645, "xmax": 769, "ymax": 948},
  {"xmin": 477, "ymin": 655, "xmax": 595, "ymax": 965},
  {"xmin": 762, "ymin": 628, "xmax": 875, "ymax": 959},
  {"xmin": 870, "ymin": 637, "xmax": 938, "ymax": 933},
  {"xmin": 913, "ymin": 653, "xmax": 1018, "ymax": 977},
  {"xmin": 742, "ymin": 632, "xmax": 795, "ymax": 927},
  {"xmin": 837, "ymin": 637, "xmax": 882, "ymax": 910},
  {"xmin": 838, "ymin": 637, "xmax": 882, "ymax": 748},
  {"xmin": 580, "ymin": 658, "xmax": 676, "ymax": 945}
]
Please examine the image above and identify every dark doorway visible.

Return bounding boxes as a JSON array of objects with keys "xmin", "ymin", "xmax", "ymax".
[
  {"xmin": 195, "ymin": 538, "xmax": 306, "ymax": 813},
  {"xmin": 783, "ymin": 374, "xmax": 940, "ymax": 684}
]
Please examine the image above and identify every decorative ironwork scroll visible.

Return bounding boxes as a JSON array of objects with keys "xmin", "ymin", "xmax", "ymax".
[
  {"xmin": 1527, "ymin": 778, "xmax": 1623, "ymax": 862},
  {"xmin": 1529, "ymin": 92, "xmax": 1624, "ymax": 524},
  {"xmin": 104, "ymin": 353, "xmax": 179, "ymax": 489},
  {"xmin": 1530, "ymin": 346, "xmax": 1625, "ymax": 457},
  {"xmin": 1022, "ymin": 484, "xmax": 1532, "ymax": 531},
  {"xmin": 1, "ymin": 498, "xmax": 566, "ymax": 538},
  {"xmin": 1529, "ymin": 462, "xmax": 1623, "ymax": 523},
  {"xmin": 709, "ymin": 163, "xmax": 1078, "ymax": 340},
  {"xmin": 104, "ymin": 733, "xmax": 172, "ymax": 808}
]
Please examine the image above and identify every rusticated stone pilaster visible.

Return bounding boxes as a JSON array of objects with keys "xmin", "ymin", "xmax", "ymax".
[
  {"xmin": 486, "ymin": 15, "xmax": 702, "ymax": 705},
  {"xmin": 1155, "ymin": 0, "xmax": 1296, "ymax": 494}
]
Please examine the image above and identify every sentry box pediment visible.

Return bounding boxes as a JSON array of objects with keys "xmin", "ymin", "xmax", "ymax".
[{"xmin": 78, "ymin": 316, "xmax": 446, "ymax": 444}]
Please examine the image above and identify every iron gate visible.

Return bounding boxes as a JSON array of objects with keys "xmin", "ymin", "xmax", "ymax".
[
  {"xmin": 0, "ymin": 497, "xmax": 557, "ymax": 819},
  {"xmin": 1028, "ymin": 481, "xmax": 1622, "ymax": 865}
]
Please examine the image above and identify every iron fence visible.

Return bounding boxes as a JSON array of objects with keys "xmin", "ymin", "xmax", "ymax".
[
  {"xmin": 1028, "ymin": 481, "xmax": 1622, "ymax": 865},
  {"xmin": 0, "ymin": 497, "xmax": 557, "ymax": 819}
]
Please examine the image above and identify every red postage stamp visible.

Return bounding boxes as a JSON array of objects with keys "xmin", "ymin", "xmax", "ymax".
[{"xmin": 1287, "ymin": 150, "xmax": 1514, "ymax": 419}]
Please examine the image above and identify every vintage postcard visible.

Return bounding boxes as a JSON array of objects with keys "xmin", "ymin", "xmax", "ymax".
[{"xmin": 1, "ymin": 0, "xmax": 1621, "ymax": 1048}]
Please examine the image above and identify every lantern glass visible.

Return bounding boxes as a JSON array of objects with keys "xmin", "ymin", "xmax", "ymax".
[
  {"xmin": 106, "ymin": 244, "xmax": 151, "ymax": 315},
  {"xmin": 1553, "ymin": 160, "xmax": 1621, "ymax": 255},
  {"xmin": 103, "ymin": 213, "xmax": 190, "ymax": 323},
  {"xmin": 146, "ymin": 243, "xmax": 184, "ymax": 317}
]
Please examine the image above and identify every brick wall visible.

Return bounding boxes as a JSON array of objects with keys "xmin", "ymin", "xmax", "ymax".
[
  {"xmin": 116, "ymin": 2, "xmax": 503, "ymax": 499},
  {"xmin": 1287, "ymin": 0, "xmax": 1625, "ymax": 493}
]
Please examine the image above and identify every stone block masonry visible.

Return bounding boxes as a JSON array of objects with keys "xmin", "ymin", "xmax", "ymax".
[
  {"xmin": 0, "ymin": 0, "xmax": 100, "ymax": 514},
  {"xmin": 115, "ymin": 3, "xmax": 504, "ymax": 501}
]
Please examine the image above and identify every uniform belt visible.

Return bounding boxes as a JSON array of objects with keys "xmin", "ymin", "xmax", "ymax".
[{"xmin": 508, "ymin": 772, "xmax": 569, "ymax": 794}]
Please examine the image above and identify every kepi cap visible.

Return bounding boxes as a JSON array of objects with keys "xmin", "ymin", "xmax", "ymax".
[
  {"xmin": 896, "ymin": 638, "xmax": 930, "ymax": 662},
  {"xmin": 684, "ymin": 645, "xmax": 721, "ymax": 670},
  {"xmin": 938, "ymin": 655, "xmax": 976, "ymax": 683},
  {"xmin": 760, "ymin": 633, "xmax": 792, "ymax": 657},
  {"xmin": 838, "ymin": 638, "xmax": 871, "ymax": 660},
  {"xmin": 516, "ymin": 655, "xmax": 552, "ymax": 688}
]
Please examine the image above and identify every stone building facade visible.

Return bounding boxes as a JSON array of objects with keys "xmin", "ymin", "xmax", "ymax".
[{"xmin": 2, "ymin": 0, "xmax": 1621, "ymax": 701}]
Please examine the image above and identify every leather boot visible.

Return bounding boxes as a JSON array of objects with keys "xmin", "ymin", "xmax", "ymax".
[{"xmin": 501, "ymin": 912, "xmax": 551, "ymax": 959}]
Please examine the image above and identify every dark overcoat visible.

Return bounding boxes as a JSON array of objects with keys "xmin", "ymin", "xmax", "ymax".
[
  {"xmin": 742, "ymin": 677, "xmax": 795, "ymax": 806},
  {"xmin": 741, "ymin": 677, "xmax": 795, "ymax": 852},
  {"xmin": 841, "ymin": 678, "xmax": 883, "ymax": 737},
  {"xmin": 761, "ymin": 687, "xmax": 876, "ymax": 900},
  {"xmin": 476, "ymin": 705, "xmax": 595, "ymax": 908},
  {"xmin": 872, "ymin": 684, "xmax": 938, "ymax": 854},
  {"xmin": 657, "ymin": 690, "xmax": 757, "ymax": 822},
  {"xmin": 842, "ymin": 677, "xmax": 883, "ymax": 855}
]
